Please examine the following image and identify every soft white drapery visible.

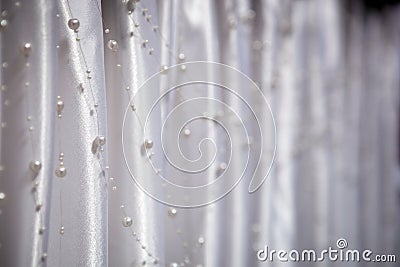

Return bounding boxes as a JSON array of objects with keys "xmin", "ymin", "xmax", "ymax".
[{"xmin": 0, "ymin": 0, "xmax": 399, "ymax": 266}]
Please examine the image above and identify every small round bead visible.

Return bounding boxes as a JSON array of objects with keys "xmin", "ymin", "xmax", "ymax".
[
  {"xmin": 68, "ymin": 18, "xmax": 80, "ymax": 30},
  {"xmin": 122, "ymin": 216, "xmax": 133, "ymax": 227},
  {"xmin": 198, "ymin": 236, "xmax": 205, "ymax": 245},
  {"xmin": 55, "ymin": 165, "xmax": 67, "ymax": 177},
  {"xmin": 183, "ymin": 129, "xmax": 191, "ymax": 136},
  {"xmin": 23, "ymin": 43, "xmax": 32, "ymax": 57},
  {"xmin": 30, "ymin": 160, "xmax": 42, "ymax": 173},
  {"xmin": 107, "ymin": 40, "xmax": 118, "ymax": 52},
  {"xmin": 168, "ymin": 208, "xmax": 177, "ymax": 217},
  {"xmin": 144, "ymin": 139, "xmax": 153, "ymax": 149},
  {"xmin": 57, "ymin": 100, "xmax": 64, "ymax": 112},
  {"xmin": 0, "ymin": 19, "xmax": 8, "ymax": 30}
]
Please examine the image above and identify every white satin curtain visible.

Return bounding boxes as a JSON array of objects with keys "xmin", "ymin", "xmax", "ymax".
[{"xmin": 0, "ymin": 0, "xmax": 399, "ymax": 266}]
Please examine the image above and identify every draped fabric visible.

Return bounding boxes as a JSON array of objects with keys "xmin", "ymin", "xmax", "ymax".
[{"xmin": 0, "ymin": 0, "xmax": 399, "ymax": 266}]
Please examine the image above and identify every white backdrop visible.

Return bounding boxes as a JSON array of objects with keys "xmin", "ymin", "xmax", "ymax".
[{"xmin": 0, "ymin": 0, "xmax": 399, "ymax": 266}]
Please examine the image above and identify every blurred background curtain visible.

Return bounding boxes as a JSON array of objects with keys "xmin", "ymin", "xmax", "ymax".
[{"xmin": 0, "ymin": 0, "xmax": 399, "ymax": 266}]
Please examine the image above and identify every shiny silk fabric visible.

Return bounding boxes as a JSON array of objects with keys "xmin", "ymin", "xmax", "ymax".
[{"xmin": 0, "ymin": 0, "xmax": 399, "ymax": 267}]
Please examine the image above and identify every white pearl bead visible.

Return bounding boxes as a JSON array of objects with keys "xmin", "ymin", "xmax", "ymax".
[
  {"xmin": 23, "ymin": 43, "xmax": 32, "ymax": 57},
  {"xmin": 161, "ymin": 65, "xmax": 168, "ymax": 73},
  {"xmin": 183, "ymin": 129, "xmax": 191, "ymax": 136},
  {"xmin": 0, "ymin": 192, "xmax": 5, "ymax": 200},
  {"xmin": 55, "ymin": 165, "xmax": 67, "ymax": 177},
  {"xmin": 107, "ymin": 40, "xmax": 118, "ymax": 52},
  {"xmin": 122, "ymin": 216, "xmax": 133, "ymax": 227},
  {"xmin": 57, "ymin": 100, "xmax": 64, "ymax": 115},
  {"xmin": 198, "ymin": 236, "xmax": 205, "ymax": 245},
  {"xmin": 168, "ymin": 208, "xmax": 177, "ymax": 217},
  {"xmin": 30, "ymin": 160, "xmax": 42, "ymax": 173},
  {"xmin": 68, "ymin": 18, "xmax": 80, "ymax": 30},
  {"xmin": 144, "ymin": 139, "xmax": 153, "ymax": 149},
  {"xmin": 0, "ymin": 19, "xmax": 8, "ymax": 30}
]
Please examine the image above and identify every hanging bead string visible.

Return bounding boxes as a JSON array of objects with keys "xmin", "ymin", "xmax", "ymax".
[
  {"xmin": 118, "ymin": 2, "xmax": 204, "ymax": 266},
  {"xmin": 62, "ymin": 0, "xmax": 108, "ymax": 168},
  {"xmin": 92, "ymin": 1, "xmax": 197, "ymax": 265},
  {"xmin": 22, "ymin": 43, "xmax": 47, "ymax": 257},
  {"xmin": 64, "ymin": 0, "xmax": 103, "ymax": 138},
  {"xmin": 89, "ymin": 0, "xmax": 163, "ymax": 263},
  {"xmin": 55, "ymin": 92, "xmax": 66, "ymax": 266},
  {"xmin": 53, "ymin": 0, "xmax": 108, "ymax": 264},
  {"xmin": 0, "ymin": 2, "xmax": 50, "ymax": 263},
  {"xmin": 91, "ymin": 1, "xmax": 202, "ymax": 265},
  {"xmin": 120, "ymin": 205, "xmax": 160, "ymax": 265},
  {"xmin": 0, "ymin": 5, "xmax": 9, "ymax": 203}
]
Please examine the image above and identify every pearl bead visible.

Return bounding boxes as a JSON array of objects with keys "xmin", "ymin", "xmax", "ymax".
[
  {"xmin": 59, "ymin": 226, "xmax": 65, "ymax": 235},
  {"xmin": 68, "ymin": 18, "xmax": 80, "ymax": 30},
  {"xmin": 0, "ymin": 192, "xmax": 5, "ymax": 200},
  {"xmin": 57, "ymin": 100, "xmax": 64, "ymax": 112},
  {"xmin": 198, "ymin": 236, "xmax": 205, "ymax": 245},
  {"xmin": 168, "ymin": 208, "xmax": 177, "ymax": 217},
  {"xmin": 30, "ymin": 160, "xmax": 42, "ymax": 173},
  {"xmin": 144, "ymin": 139, "xmax": 153, "ymax": 149},
  {"xmin": 55, "ymin": 165, "xmax": 67, "ymax": 177},
  {"xmin": 0, "ymin": 19, "xmax": 8, "ymax": 30},
  {"xmin": 126, "ymin": 0, "xmax": 136, "ymax": 12},
  {"xmin": 161, "ymin": 65, "xmax": 168, "ymax": 73},
  {"xmin": 104, "ymin": 28, "xmax": 110, "ymax": 34},
  {"xmin": 122, "ymin": 216, "xmax": 133, "ymax": 227},
  {"xmin": 170, "ymin": 263, "xmax": 179, "ymax": 267},
  {"xmin": 183, "ymin": 129, "xmax": 191, "ymax": 136},
  {"xmin": 23, "ymin": 43, "xmax": 32, "ymax": 57},
  {"xmin": 219, "ymin": 162, "xmax": 227, "ymax": 170},
  {"xmin": 178, "ymin": 53, "xmax": 185, "ymax": 61},
  {"xmin": 107, "ymin": 39, "xmax": 118, "ymax": 52}
]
